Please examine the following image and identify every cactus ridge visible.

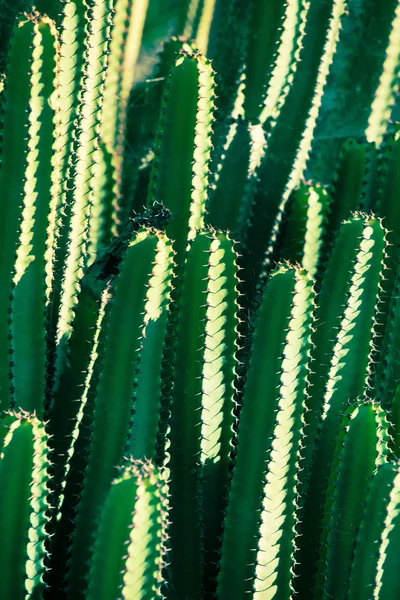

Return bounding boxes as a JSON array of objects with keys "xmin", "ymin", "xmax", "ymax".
[
  {"xmin": 217, "ymin": 265, "xmax": 314, "ymax": 599},
  {"xmin": 315, "ymin": 402, "xmax": 390, "ymax": 600},
  {"xmin": 0, "ymin": 413, "xmax": 51, "ymax": 598},
  {"xmin": 147, "ymin": 49, "xmax": 215, "ymax": 266},
  {"xmin": 1, "ymin": 1, "xmax": 400, "ymax": 598},
  {"xmin": 297, "ymin": 215, "xmax": 386, "ymax": 595},
  {"xmin": 87, "ymin": 460, "xmax": 169, "ymax": 600}
]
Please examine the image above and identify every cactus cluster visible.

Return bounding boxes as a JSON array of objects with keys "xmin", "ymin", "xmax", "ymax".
[{"xmin": 2, "ymin": 0, "xmax": 400, "ymax": 598}]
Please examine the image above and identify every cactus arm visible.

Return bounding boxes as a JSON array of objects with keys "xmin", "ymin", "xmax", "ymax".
[
  {"xmin": 97, "ymin": 0, "xmax": 149, "ymax": 239},
  {"xmin": 168, "ymin": 232, "xmax": 213, "ymax": 598},
  {"xmin": 298, "ymin": 217, "xmax": 365, "ymax": 492},
  {"xmin": 87, "ymin": 463, "xmax": 168, "ymax": 600},
  {"xmin": 241, "ymin": 0, "xmax": 346, "ymax": 296},
  {"xmin": 258, "ymin": 0, "xmax": 305, "ymax": 127},
  {"xmin": 121, "ymin": 463, "xmax": 169, "ymax": 600},
  {"xmin": 217, "ymin": 266, "xmax": 313, "ymax": 599},
  {"xmin": 47, "ymin": 0, "xmax": 86, "ymax": 351},
  {"xmin": 10, "ymin": 17, "xmax": 57, "ymax": 419},
  {"xmin": 206, "ymin": 118, "xmax": 251, "ymax": 234},
  {"xmin": 315, "ymin": 0, "xmax": 398, "ymax": 146},
  {"xmin": 48, "ymin": 286, "xmax": 100, "ymax": 502},
  {"xmin": 322, "ymin": 140, "xmax": 367, "ymax": 248},
  {"xmin": 127, "ymin": 237, "xmax": 174, "ymax": 461},
  {"xmin": 211, "ymin": 0, "xmax": 248, "ymax": 123},
  {"xmin": 55, "ymin": 0, "xmax": 112, "ymax": 381},
  {"xmin": 0, "ymin": 19, "xmax": 38, "ymax": 413},
  {"xmin": 0, "ymin": 416, "xmax": 50, "ymax": 599},
  {"xmin": 253, "ymin": 272, "xmax": 314, "ymax": 598},
  {"xmin": 167, "ymin": 231, "xmax": 238, "ymax": 598},
  {"xmin": 296, "ymin": 216, "xmax": 386, "ymax": 596},
  {"xmin": 365, "ymin": 2, "xmax": 400, "ymax": 147},
  {"xmin": 87, "ymin": 474, "xmax": 139, "ymax": 600},
  {"xmin": 201, "ymin": 233, "xmax": 239, "ymax": 594},
  {"xmin": 68, "ymin": 232, "xmax": 168, "ymax": 597},
  {"xmin": 374, "ymin": 468, "xmax": 400, "ymax": 598},
  {"xmin": 46, "ymin": 287, "xmax": 107, "ymax": 594},
  {"xmin": 316, "ymin": 403, "xmax": 390, "ymax": 600},
  {"xmin": 281, "ymin": 183, "xmax": 330, "ymax": 278},
  {"xmin": 147, "ymin": 52, "xmax": 214, "ymax": 265},
  {"xmin": 348, "ymin": 463, "xmax": 399, "ymax": 600},
  {"xmin": 243, "ymin": 0, "xmax": 287, "ymax": 123}
]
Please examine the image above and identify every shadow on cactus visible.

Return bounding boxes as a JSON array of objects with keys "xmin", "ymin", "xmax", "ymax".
[{"xmin": 1, "ymin": 0, "xmax": 400, "ymax": 599}]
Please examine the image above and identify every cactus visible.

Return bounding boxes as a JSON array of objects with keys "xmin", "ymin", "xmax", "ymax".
[
  {"xmin": 1, "ymin": 1, "xmax": 400, "ymax": 599},
  {"xmin": 217, "ymin": 265, "xmax": 313, "ymax": 599},
  {"xmin": 315, "ymin": 402, "xmax": 390, "ymax": 599},
  {"xmin": 87, "ymin": 460, "xmax": 169, "ymax": 600},
  {"xmin": 0, "ymin": 414, "xmax": 50, "ymax": 598}
]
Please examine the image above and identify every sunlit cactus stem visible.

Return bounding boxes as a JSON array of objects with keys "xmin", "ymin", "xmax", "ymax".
[
  {"xmin": 168, "ymin": 230, "xmax": 239, "ymax": 598},
  {"xmin": 87, "ymin": 461, "xmax": 169, "ymax": 600},
  {"xmin": 218, "ymin": 265, "xmax": 314, "ymax": 599},
  {"xmin": 147, "ymin": 50, "xmax": 214, "ymax": 267}
]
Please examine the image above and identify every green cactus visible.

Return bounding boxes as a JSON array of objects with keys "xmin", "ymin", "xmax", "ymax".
[
  {"xmin": 68, "ymin": 230, "xmax": 173, "ymax": 596},
  {"xmin": 315, "ymin": 402, "xmax": 390, "ymax": 599},
  {"xmin": 0, "ymin": 414, "xmax": 50, "ymax": 599},
  {"xmin": 87, "ymin": 460, "xmax": 169, "ymax": 600},
  {"xmin": 217, "ymin": 265, "xmax": 313, "ymax": 599},
  {"xmin": 147, "ymin": 49, "xmax": 214, "ymax": 266},
  {"xmin": 348, "ymin": 462, "xmax": 400, "ymax": 600},
  {"xmin": 297, "ymin": 215, "xmax": 386, "ymax": 595},
  {"xmin": 1, "ymin": 0, "xmax": 400, "ymax": 598},
  {"xmin": 280, "ymin": 182, "xmax": 330, "ymax": 279},
  {"xmin": 0, "ymin": 16, "xmax": 56, "ymax": 415},
  {"xmin": 168, "ymin": 230, "xmax": 238, "ymax": 598}
]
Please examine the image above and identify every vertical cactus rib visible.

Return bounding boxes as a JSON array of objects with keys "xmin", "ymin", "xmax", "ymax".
[
  {"xmin": 280, "ymin": 182, "xmax": 330, "ymax": 279},
  {"xmin": 315, "ymin": 0, "xmax": 398, "ymax": 141},
  {"xmin": 348, "ymin": 463, "xmax": 399, "ymax": 600},
  {"xmin": 217, "ymin": 265, "xmax": 313, "ymax": 599},
  {"xmin": 46, "ymin": 288, "xmax": 107, "ymax": 594},
  {"xmin": 168, "ymin": 231, "xmax": 239, "ymax": 599},
  {"xmin": 376, "ymin": 264, "xmax": 400, "ymax": 409},
  {"xmin": 10, "ymin": 16, "xmax": 57, "ymax": 419},
  {"xmin": 241, "ymin": 0, "xmax": 347, "ymax": 296},
  {"xmin": 68, "ymin": 231, "xmax": 171, "ymax": 597},
  {"xmin": 299, "ymin": 216, "xmax": 366, "ymax": 492},
  {"xmin": 389, "ymin": 383, "xmax": 400, "ymax": 458},
  {"xmin": 243, "ymin": 0, "xmax": 287, "ymax": 123},
  {"xmin": 316, "ymin": 403, "xmax": 390, "ymax": 600},
  {"xmin": 0, "ymin": 19, "xmax": 39, "ymax": 413},
  {"xmin": 206, "ymin": 118, "xmax": 251, "ymax": 234},
  {"xmin": 48, "ymin": 0, "xmax": 86, "ymax": 355},
  {"xmin": 87, "ymin": 461, "xmax": 169, "ymax": 600},
  {"xmin": 0, "ymin": 415, "xmax": 50, "ymax": 599},
  {"xmin": 375, "ymin": 129, "xmax": 400, "ymax": 340},
  {"xmin": 374, "ymin": 465, "xmax": 400, "ymax": 598},
  {"xmin": 147, "ymin": 50, "xmax": 214, "ymax": 266},
  {"xmin": 258, "ymin": 0, "xmax": 305, "ymax": 128},
  {"xmin": 55, "ymin": 0, "xmax": 112, "ymax": 383},
  {"xmin": 127, "ymin": 237, "xmax": 174, "ymax": 461},
  {"xmin": 98, "ymin": 0, "xmax": 149, "ymax": 238},
  {"xmin": 297, "ymin": 216, "xmax": 386, "ymax": 596},
  {"xmin": 322, "ymin": 140, "xmax": 367, "ymax": 249},
  {"xmin": 253, "ymin": 273, "xmax": 314, "ymax": 599},
  {"xmin": 365, "ymin": 1, "xmax": 400, "ymax": 147}
]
